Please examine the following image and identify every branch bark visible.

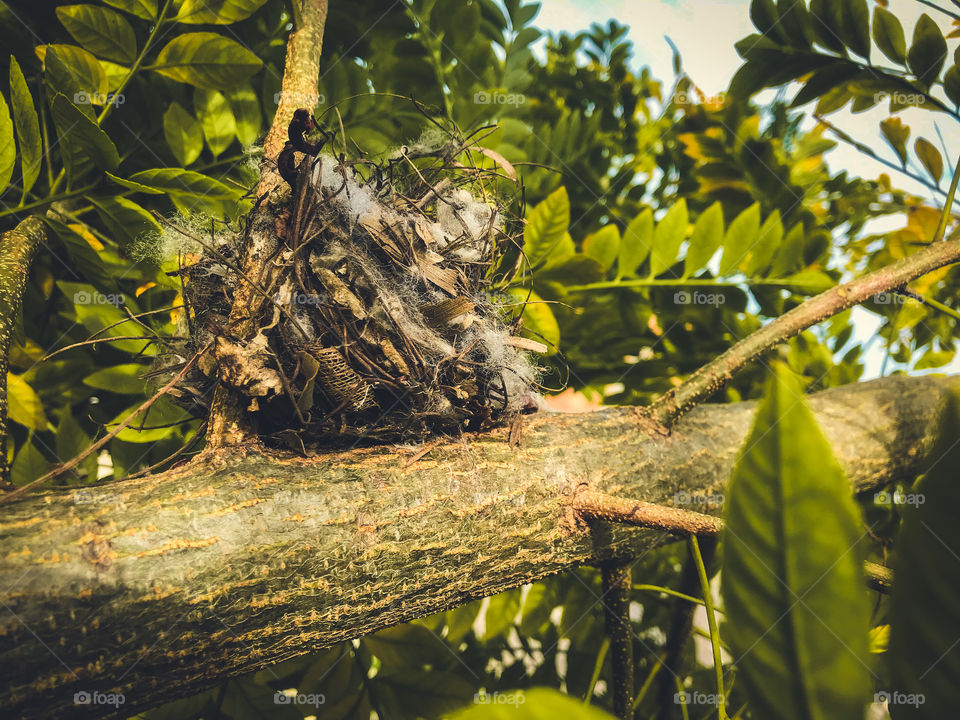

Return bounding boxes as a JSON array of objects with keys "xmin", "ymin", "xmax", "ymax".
[
  {"xmin": 0, "ymin": 374, "xmax": 952, "ymax": 718},
  {"xmin": 0, "ymin": 216, "xmax": 47, "ymax": 481},
  {"xmin": 206, "ymin": 0, "xmax": 329, "ymax": 447}
]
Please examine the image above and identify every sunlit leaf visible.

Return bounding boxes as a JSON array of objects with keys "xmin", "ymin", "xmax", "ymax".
[
  {"xmin": 56, "ymin": 5, "xmax": 137, "ymax": 63},
  {"xmin": 7, "ymin": 373, "xmax": 47, "ymax": 430},
  {"xmin": 153, "ymin": 32, "xmax": 262, "ymax": 90},
  {"xmin": 719, "ymin": 202, "xmax": 760, "ymax": 276},
  {"xmin": 193, "ymin": 87, "xmax": 236, "ymax": 157},
  {"xmin": 582, "ymin": 224, "xmax": 620, "ymax": 271},
  {"xmin": 683, "ymin": 201, "xmax": 723, "ymax": 277},
  {"xmin": 617, "ymin": 208, "xmax": 652, "ymax": 277},
  {"xmin": 9, "ymin": 57, "xmax": 41, "ymax": 200},
  {"xmin": 722, "ymin": 363, "xmax": 871, "ymax": 720},
  {"xmin": 523, "ymin": 186, "xmax": 571, "ymax": 269},
  {"xmin": 0, "ymin": 88, "xmax": 13, "ymax": 195},
  {"xmin": 102, "ymin": 0, "xmax": 156, "ymax": 20},
  {"xmin": 174, "ymin": 0, "xmax": 268, "ymax": 24},
  {"xmin": 649, "ymin": 199, "xmax": 687, "ymax": 277}
]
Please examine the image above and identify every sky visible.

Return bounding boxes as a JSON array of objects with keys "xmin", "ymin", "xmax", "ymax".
[{"xmin": 532, "ymin": 0, "xmax": 960, "ymax": 379}]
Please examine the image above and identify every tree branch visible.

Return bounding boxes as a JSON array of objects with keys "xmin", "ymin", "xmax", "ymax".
[
  {"xmin": 0, "ymin": 216, "xmax": 47, "ymax": 481},
  {"xmin": 0, "ymin": 374, "xmax": 949, "ymax": 718},
  {"xmin": 205, "ymin": 0, "xmax": 328, "ymax": 447},
  {"xmin": 649, "ymin": 234, "xmax": 960, "ymax": 427}
]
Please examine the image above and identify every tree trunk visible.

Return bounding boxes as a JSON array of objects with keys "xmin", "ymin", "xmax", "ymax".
[{"xmin": 0, "ymin": 374, "xmax": 952, "ymax": 718}]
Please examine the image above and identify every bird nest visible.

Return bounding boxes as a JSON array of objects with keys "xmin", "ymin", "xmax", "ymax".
[{"xmin": 167, "ymin": 112, "xmax": 542, "ymax": 448}]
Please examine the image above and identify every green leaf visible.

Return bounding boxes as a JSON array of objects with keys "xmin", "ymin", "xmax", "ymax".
[
  {"xmin": 648, "ymin": 199, "xmax": 687, "ymax": 277},
  {"xmin": 582, "ymin": 224, "xmax": 620, "ymax": 271},
  {"xmin": 770, "ymin": 223, "xmax": 806, "ymax": 277},
  {"xmin": 523, "ymin": 186, "xmax": 571, "ymax": 269},
  {"xmin": 880, "ymin": 117, "xmax": 910, "ymax": 166},
  {"xmin": 108, "ymin": 399, "xmax": 183, "ymax": 443},
  {"xmin": 889, "ymin": 392, "xmax": 960, "ymax": 717},
  {"xmin": 719, "ymin": 202, "xmax": 760, "ymax": 276},
  {"xmin": 193, "ymin": 87, "xmax": 236, "ymax": 157},
  {"xmin": 56, "ymin": 5, "xmax": 137, "ymax": 64},
  {"xmin": 448, "ymin": 688, "xmax": 616, "ymax": 719},
  {"xmin": 506, "ymin": 288, "xmax": 559, "ymax": 355},
  {"xmin": 152, "ymin": 32, "xmax": 262, "ymax": 90},
  {"xmin": 90, "ymin": 196, "xmax": 161, "ymax": 247},
  {"xmin": 363, "ymin": 624, "xmax": 452, "ymax": 668},
  {"xmin": 125, "ymin": 167, "xmax": 240, "ymax": 216},
  {"xmin": 102, "ymin": 0, "xmax": 156, "ymax": 20},
  {"xmin": 873, "ymin": 6, "xmax": 906, "ymax": 65},
  {"xmin": 749, "ymin": 0, "xmax": 779, "ymax": 38},
  {"xmin": 41, "ymin": 45, "xmax": 107, "ymax": 113},
  {"xmin": 617, "ymin": 208, "xmax": 652, "ymax": 277},
  {"xmin": 0, "ymin": 89, "xmax": 13, "ymax": 196},
  {"xmin": 374, "ymin": 670, "xmax": 475, "ymax": 720},
  {"xmin": 174, "ymin": 0, "xmax": 268, "ymax": 24},
  {"xmin": 915, "ymin": 137, "xmax": 943, "ymax": 184},
  {"xmin": 721, "ymin": 363, "xmax": 871, "ymax": 720},
  {"xmin": 225, "ymin": 85, "xmax": 260, "ymax": 146},
  {"xmin": 11, "ymin": 439, "xmax": 48, "ymax": 487},
  {"xmin": 49, "ymin": 93, "xmax": 119, "ymax": 182},
  {"xmin": 945, "ymin": 65, "xmax": 960, "ymax": 107},
  {"xmin": 809, "ymin": 0, "xmax": 846, "ymax": 54},
  {"xmin": 9, "ymin": 57, "xmax": 41, "ymax": 199},
  {"xmin": 841, "ymin": 0, "xmax": 870, "ymax": 59},
  {"xmin": 84, "ymin": 364, "xmax": 148, "ymax": 394},
  {"xmin": 744, "ymin": 209, "xmax": 783, "ymax": 276},
  {"xmin": 7, "ymin": 373, "xmax": 47, "ymax": 430},
  {"xmin": 907, "ymin": 14, "xmax": 947, "ymax": 89},
  {"xmin": 683, "ymin": 201, "xmax": 724, "ymax": 277}
]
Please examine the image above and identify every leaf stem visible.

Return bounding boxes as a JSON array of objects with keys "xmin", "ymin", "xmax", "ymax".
[{"xmin": 689, "ymin": 535, "xmax": 727, "ymax": 720}]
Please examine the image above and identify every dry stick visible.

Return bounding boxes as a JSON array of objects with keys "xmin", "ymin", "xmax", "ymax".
[
  {"xmin": 41, "ymin": 335, "xmax": 184, "ymax": 362},
  {"xmin": 649, "ymin": 152, "xmax": 960, "ymax": 428},
  {"xmin": 601, "ymin": 560, "xmax": 635, "ymax": 720},
  {"xmin": 0, "ymin": 343, "xmax": 211, "ymax": 505},
  {"xmin": 573, "ymin": 491, "xmax": 894, "ymax": 593}
]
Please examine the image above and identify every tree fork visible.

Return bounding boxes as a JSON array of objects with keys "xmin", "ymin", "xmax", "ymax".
[{"xmin": 0, "ymin": 374, "xmax": 952, "ymax": 718}]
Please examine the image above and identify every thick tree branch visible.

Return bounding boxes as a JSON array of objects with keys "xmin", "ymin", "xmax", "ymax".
[
  {"xmin": 0, "ymin": 374, "xmax": 951, "ymax": 718},
  {"xmin": 0, "ymin": 216, "xmax": 47, "ymax": 481}
]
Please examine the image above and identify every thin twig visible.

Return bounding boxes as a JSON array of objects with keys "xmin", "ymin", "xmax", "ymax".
[
  {"xmin": 601, "ymin": 560, "xmax": 635, "ymax": 720},
  {"xmin": 649, "ymin": 152, "xmax": 960, "ymax": 428},
  {"xmin": 574, "ymin": 491, "xmax": 894, "ymax": 593},
  {"xmin": 0, "ymin": 342, "xmax": 211, "ymax": 505}
]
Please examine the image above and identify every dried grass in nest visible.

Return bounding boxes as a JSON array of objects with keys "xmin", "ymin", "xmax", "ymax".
[{"xmin": 168, "ymin": 121, "xmax": 543, "ymax": 448}]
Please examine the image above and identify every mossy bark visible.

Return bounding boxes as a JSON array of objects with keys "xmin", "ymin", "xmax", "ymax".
[
  {"xmin": 0, "ymin": 374, "xmax": 952, "ymax": 718},
  {"xmin": 0, "ymin": 216, "xmax": 46, "ymax": 481}
]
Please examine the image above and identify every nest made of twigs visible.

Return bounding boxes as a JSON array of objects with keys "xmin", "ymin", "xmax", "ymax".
[{"xmin": 166, "ymin": 119, "xmax": 542, "ymax": 448}]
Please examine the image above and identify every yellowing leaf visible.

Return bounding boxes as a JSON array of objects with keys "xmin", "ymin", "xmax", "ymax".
[{"xmin": 7, "ymin": 373, "xmax": 48, "ymax": 430}]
